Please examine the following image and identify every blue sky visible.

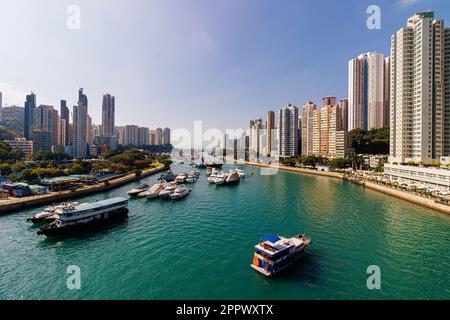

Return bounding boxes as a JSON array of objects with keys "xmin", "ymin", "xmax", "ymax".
[{"xmin": 0, "ymin": 0, "xmax": 449, "ymax": 131}]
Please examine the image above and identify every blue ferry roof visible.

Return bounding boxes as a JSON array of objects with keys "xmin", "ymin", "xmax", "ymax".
[{"xmin": 261, "ymin": 234, "xmax": 281, "ymax": 243}]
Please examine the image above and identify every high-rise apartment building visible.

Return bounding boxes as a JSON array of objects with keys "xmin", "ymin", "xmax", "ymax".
[
  {"xmin": 301, "ymin": 101, "xmax": 317, "ymax": 156},
  {"xmin": 101, "ymin": 94, "xmax": 115, "ymax": 138},
  {"xmin": 383, "ymin": 57, "xmax": 391, "ymax": 127},
  {"xmin": 155, "ymin": 128, "xmax": 163, "ymax": 145},
  {"xmin": 124, "ymin": 125, "xmax": 139, "ymax": 146},
  {"xmin": 72, "ymin": 88, "xmax": 88, "ymax": 158},
  {"xmin": 33, "ymin": 105, "xmax": 59, "ymax": 151},
  {"xmin": 138, "ymin": 127, "xmax": 149, "ymax": 145},
  {"xmin": 390, "ymin": 12, "xmax": 448, "ymax": 164},
  {"xmin": 367, "ymin": 52, "xmax": 385, "ymax": 130},
  {"xmin": 348, "ymin": 52, "xmax": 388, "ymax": 130},
  {"xmin": 339, "ymin": 99, "xmax": 349, "ymax": 131},
  {"xmin": 249, "ymin": 117, "xmax": 264, "ymax": 157},
  {"xmin": 163, "ymin": 127, "xmax": 171, "ymax": 145},
  {"xmin": 278, "ymin": 104, "xmax": 299, "ymax": 157},
  {"xmin": 444, "ymin": 27, "xmax": 450, "ymax": 155},
  {"xmin": 60, "ymin": 100, "xmax": 71, "ymax": 146},
  {"xmin": 149, "ymin": 129, "xmax": 156, "ymax": 145},
  {"xmin": 266, "ymin": 111, "xmax": 275, "ymax": 156},
  {"xmin": 24, "ymin": 92, "xmax": 36, "ymax": 140}
]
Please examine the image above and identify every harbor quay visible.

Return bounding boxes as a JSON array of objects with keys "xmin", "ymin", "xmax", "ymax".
[
  {"xmin": 0, "ymin": 164, "xmax": 166, "ymax": 214},
  {"xmin": 225, "ymin": 158, "xmax": 450, "ymax": 215}
]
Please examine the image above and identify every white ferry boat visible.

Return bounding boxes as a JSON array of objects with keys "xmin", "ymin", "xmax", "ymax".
[
  {"xmin": 37, "ymin": 197, "xmax": 129, "ymax": 236},
  {"xmin": 251, "ymin": 234, "xmax": 312, "ymax": 276}
]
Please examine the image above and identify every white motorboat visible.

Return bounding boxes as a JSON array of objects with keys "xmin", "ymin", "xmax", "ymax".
[
  {"xmin": 214, "ymin": 173, "xmax": 228, "ymax": 185},
  {"xmin": 170, "ymin": 186, "xmax": 191, "ymax": 200},
  {"xmin": 236, "ymin": 167, "xmax": 245, "ymax": 178},
  {"xmin": 127, "ymin": 183, "xmax": 150, "ymax": 197},
  {"xmin": 138, "ymin": 182, "xmax": 167, "ymax": 199},
  {"xmin": 27, "ymin": 202, "xmax": 79, "ymax": 223},
  {"xmin": 159, "ymin": 183, "xmax": 178, "ymax": 199},
  {"xmin": 226, "ymin": 170, "xmax": 240, "ymax": 184},
  {"xmin": 175, "ymin": 173, "xmax": 187, "ymax": 183}
]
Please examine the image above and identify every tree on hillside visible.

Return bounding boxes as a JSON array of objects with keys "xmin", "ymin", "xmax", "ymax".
[{"xmin": 0, "ymin": 125, "xmax": 19, "ymax": 141}]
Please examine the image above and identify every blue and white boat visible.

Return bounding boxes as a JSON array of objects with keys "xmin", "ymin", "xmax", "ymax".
[
  {"xmin": 37, "ymin": 197, "xmax": 129, "ymax": 236},
  {"xmin": 251, "ymin": 234, "xmax": 311, "ymax": 276}
]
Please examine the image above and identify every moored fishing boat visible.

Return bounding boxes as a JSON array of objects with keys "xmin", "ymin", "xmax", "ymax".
[
  {"xmin": 251, "ymin": 234, "xmax": 312, "ymax": 276},
  {"xmin": 37, "ymin": 197, "xmax": 129, "ymax": 236}
]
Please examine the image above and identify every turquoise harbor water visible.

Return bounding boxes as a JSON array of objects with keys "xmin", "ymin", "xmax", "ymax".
[{"xmin": 0, "ymin": 164, "xmax": 449, "ymax": 300}]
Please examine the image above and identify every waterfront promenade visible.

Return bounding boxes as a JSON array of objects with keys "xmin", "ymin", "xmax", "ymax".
[
  {"xmin": 0, "ymin": 164, "xmax": 167, "ymax": 214},
  {"xmin": 227, "ymin": 158, "xmax": 450, "ymax": 215}
]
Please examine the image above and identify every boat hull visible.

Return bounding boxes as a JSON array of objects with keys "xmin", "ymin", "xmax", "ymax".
[
  {"xmin": 251, "ymin": 242, "xmax": 310, "ymax": 276},
  {"xmin": 37, "ymin": 208, "xmax": 129, "ymax": 236}
]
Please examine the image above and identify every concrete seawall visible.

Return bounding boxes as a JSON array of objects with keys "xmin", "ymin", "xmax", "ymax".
[
  {"xmin": 228, "ymin": 159, "xmax": 450, "ymax": 215},
  {"xmin": 0, "ymin": 165, "xmax": 167, "ymax": 214}
]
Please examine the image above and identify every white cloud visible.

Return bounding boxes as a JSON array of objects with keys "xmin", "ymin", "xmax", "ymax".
[
  {"xmin": 398, "ymin": 0, "xmax": 421, "ymax": 6},
  {"xmin": 0, "ymin": 83, "xmax": 28, "ymax": 107}
]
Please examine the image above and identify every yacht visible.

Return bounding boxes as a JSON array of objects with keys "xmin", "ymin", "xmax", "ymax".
[
  {"xmin": 170, "ymin": 186, "xmax": 191, "ymax": 200},
  {"xmin": 226, "ymin": 170, "xmax": 240, "ymax": 184},
  {"xmin": 37, "ymin": 197, "xmax": 129, "ymax": 236},
  {"xmin": 138, "ymin": 182, "xmax": 167, "ymax": 199},
  {"xmin": 175, "ymin": 173, "xmax": 187, "ymax": 183},
  {"xmin": 160, "ymin": 171, "xmax": 176, "ymax": 182},
  {"xmin": 159, "ymin": 183, "xmax": 178, "ymax": 199},
  {"xmin": 127, "ymin": 183, "xmax": 150, "ymax": 197},
  {"xmin": 236, "ymin": 167, "xmax": 245, "ymax": 178},
  {"xmin": 251, "ymin": 234, "xmax": 312, "ymax": 276},
  {"xmin": 214, "ymin": 172, "xmax": 228, "ymax": 185},
  {"xmin": 205, "ymin": 167, "xmax": 212, "ymax": 176},
  {"xmin": 27, "ymin": 202, "xmax": 79, "ymax": 223}
]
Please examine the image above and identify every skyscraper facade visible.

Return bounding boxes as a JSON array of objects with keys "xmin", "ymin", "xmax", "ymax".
[
  {"xmin": 24, "ymin": 92, "xmax": 36, "ymax": 140},
  {"xmin": 389, "ymin": 12, "xmax": 448, "ymax": 164},
  {"xmin": 72, "ymin": 88, "xmax": 88, "ymax": 158},
  {"xmin": 278, "ymin": 104, "xmax": 299, "ymax": 157},
  {"xmin": 138, "ymin": 127, "xmax": 149, "ymax": 145},
  {"xmin": 367, "ymin": 52, "xmax": 385, "ymax": 130},
  {"xmin": 265, "ymin": 111, "xmax": 275, "ymax": 156},
  {"xmin": 163, "ymin": 127, "xmax": 171, "ymax": 145},
  {"xmin": 301, "ymin": 101, "xmax": 317, "ymax": 156},
  {"xmin": 339, "ymin": 99, "xmax": 349, "ymax": 131},
  {"xmin": 101, "ymin": 94, "xmax": 115, "ymax": 138},
  {"xmin": 348, "ymin": 56, "xmax": 366, "ymax": 131},
  {"xmin": 155, "ymin": 128, "xmax": 163, "ymax": 145},
  {"xmin": 60, "ymin": 100, "xmax": 71, "ymax": 146},
  {"xmin": 348, "ymin": 52, "xmax": 387, "ymax": 131}
]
